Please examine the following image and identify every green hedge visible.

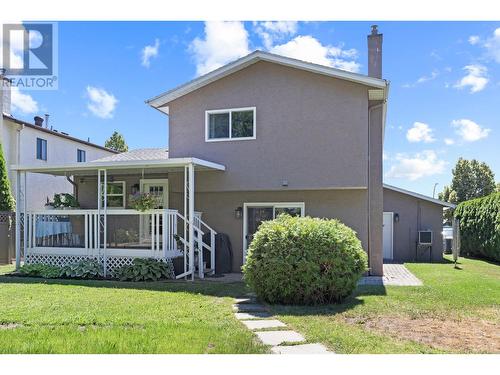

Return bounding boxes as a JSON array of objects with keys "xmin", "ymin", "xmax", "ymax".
[
  {"xmin": 242, "ymin": 215, "xmax": 368, "ymax": 305},
  {"xmin": 454, "ymin": 193, "xmax": 500, "ymax": 262}
]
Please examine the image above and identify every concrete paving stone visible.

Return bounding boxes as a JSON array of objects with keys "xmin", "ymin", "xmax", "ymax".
[
  {"xmin": 233, "ymin": 303, "xmax": 267, "ymax": 312},
  {"xmin": 234, "ymin": 297, "xmax": 256, "ymax": 304},
  {"xmin": 234, "ymin": 311, "xmax": 273, "ymax": 320},
  {"xmin": 241, "ymin": 319, "xmax": 286, "ymax": 330},
  {"xmin": 271, "ymin": 343, "xmax": 331, "ymax": 354},
  {"xmin": 255, "ymin": 330, "xmax": 305, "ymax": 346}
]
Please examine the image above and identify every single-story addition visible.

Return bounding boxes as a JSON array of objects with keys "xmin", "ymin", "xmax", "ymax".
[{"xmin": 10, "ymin": 26, "xmax": 456, "ymax": 278}]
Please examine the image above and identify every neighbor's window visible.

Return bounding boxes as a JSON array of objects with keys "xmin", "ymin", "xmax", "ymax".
[
  {"xmin": 101, "ymin": 181, "xmax": 126, "ymax": 208},
  {"xmin": 36, "ymin": 138, "xmax": 47, "ymax": 161},
  {"xmin": 77, "ymin": 149, "xmax": 86, "ymax": 162},
  {"xmin": 206, "ymin": 107, "xmax": 255, "ymax": 141}
]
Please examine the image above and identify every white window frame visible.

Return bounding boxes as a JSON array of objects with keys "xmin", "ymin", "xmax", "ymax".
[
  {"xmin": 242, "ymin": 202, "xmax": 305, "ymax": 263},
  {"xmin": 205, "ymin": 107, "xmax": 256, "ymax": 142},
  {"xmin": 77, "ymin": 149, "xmax": 86, "ymax": 163},
  {"xmin": 101, "ymin": 181, "xmax": 126, "ymax": 209}
]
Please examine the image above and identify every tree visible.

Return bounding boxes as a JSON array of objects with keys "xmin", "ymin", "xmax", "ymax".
[
  {"xmin": 439, "ymin": 157, "xmax": 496, "ymax": 223},
  {"xmin": 105, "ymin": 131, "xmax": 128, "ymax": 152},
  {"xmin": 0, "ymin": 143, "xmax": 15, "ymax": 211}
]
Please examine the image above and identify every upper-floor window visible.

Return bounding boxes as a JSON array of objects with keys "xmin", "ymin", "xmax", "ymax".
[
  {"xmin": 205, "ymin": 107, "xmax": 256, "ymax": 142},
  {"xmin": 36, "ymin": 138, "xmax": 47, "ymax": 161},
  {"xmin": 77, "ymin": 149, "xmax": 86, "ymax": 162}
]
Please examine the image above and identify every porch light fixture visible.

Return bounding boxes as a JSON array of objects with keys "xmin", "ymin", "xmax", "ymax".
[
  {"xmin": 394, "ymin": 213, "xmax": 400, "ymax": 223},
  {"xmin": 235, "ymin": 206, "xmax": 243, "ymax": 219}
]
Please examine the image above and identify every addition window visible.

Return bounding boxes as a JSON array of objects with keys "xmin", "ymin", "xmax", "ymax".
[
  {"xmin": 77, "ymin": 149, "xmax": 86, "ymax": 162},
  {"xmin": 36, "ymin": 138, "xmax": 47, "ymax": 161},
  {"xmin": 101, "ymin": 181, "xmax": 126, "ymax": 208},
  {"xmin": 205, "ymin": 107, "xmax": 256, "ymax": 142}
]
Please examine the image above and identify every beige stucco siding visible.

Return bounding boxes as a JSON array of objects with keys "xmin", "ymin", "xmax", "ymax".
[
  {"xmin": 383, "ymin": 188, "xmax": 444, "ymax": 262},
  {"xmin": 169, "ymin": 173, "xmax": 368, "ymax": 272},
  {"xmin": 168, "ymin": 61, "xmax": 370, "ymax": 192}
]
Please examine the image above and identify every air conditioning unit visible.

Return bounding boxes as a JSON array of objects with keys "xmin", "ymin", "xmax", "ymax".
[{"xmin": 418, "ymin": 230, "xmax": 433, "ymax": 245}]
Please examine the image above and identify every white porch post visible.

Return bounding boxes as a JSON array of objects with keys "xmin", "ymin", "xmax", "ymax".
[
  {"xmin": 183, "ymin": 166, "xmax": 187, "ymax": 275},
  {"xmin": 188, "ymin": 162, "xmax": 195, "ymax": 281},
  {"xmin": 97, "ymin": 169, "xmax": 108, "ymax": 277},
  {"xmin": 22, "ymin": 172, "xmax": 27, "ymax": 259},
  {"xmin": 14, "ymin": 171, "xmax": 21, "ymax": 270}
]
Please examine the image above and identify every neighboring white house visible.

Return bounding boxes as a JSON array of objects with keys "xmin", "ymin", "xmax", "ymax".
[{"xmin": 0, "ymin": 74, "xmax": 117, "ymax": 209}]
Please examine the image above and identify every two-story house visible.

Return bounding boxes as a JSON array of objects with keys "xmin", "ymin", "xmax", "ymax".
[
  {"xmin": 10, "ymin": 26, "xmax": 454, "ymax": 278},
  {"xmin": 1, "ymin": 73, "xmax": 117, "ymax": 210}
]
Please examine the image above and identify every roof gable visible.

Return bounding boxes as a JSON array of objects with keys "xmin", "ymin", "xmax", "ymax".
[{"xmin": 146, "ymin": 50, "xmax": 388, "ymax": 114}]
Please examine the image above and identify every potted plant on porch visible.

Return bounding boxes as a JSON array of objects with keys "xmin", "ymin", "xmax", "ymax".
[
  {"xmin": 52, "ymin": 193, "xmax": 79, "ymax": 209},
  {"xmin": 129, "ymin": 192, "xmax": 158, "ymax": 212}
]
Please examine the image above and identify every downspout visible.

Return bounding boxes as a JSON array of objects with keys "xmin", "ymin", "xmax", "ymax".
[{"xmin": 367, "ymin": 102, "xmax": 384, "ymax": 272}]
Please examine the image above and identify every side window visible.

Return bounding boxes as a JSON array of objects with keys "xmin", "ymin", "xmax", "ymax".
[
  {"xmin": 36, "ymin": 138, "xmax": 47, "ymax": 161},
  {"xmin": 77, "ymin": 149, "xmax": 86, "ymax": 162}
]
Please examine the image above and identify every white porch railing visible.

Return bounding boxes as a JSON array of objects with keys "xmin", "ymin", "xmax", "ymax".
[{"xmin": 23, "ymin": 208, "xmax": 217, "ymax": 278}]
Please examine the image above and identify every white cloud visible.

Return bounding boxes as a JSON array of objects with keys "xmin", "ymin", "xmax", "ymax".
[
  {"xmin": 189, "ymin": 21, "xmax": 250, "ymax": 76},
  {"xmin": 451, "ymin": 119, "xmax": 490, "ymax": 142},
  {"xmin": 11, "ymin": 87, "xmax": 39, "ymax": 114},
  {"xmin": 403, "ymin": 70, "xmax": 439, "ymax": 88},
  {"xmin": 386, "ymin": 150, "xmax": 447, "ymax": 181},
  {"xmin": 454, "ymin": 64, "xmax": 488, "ymax": 93},
  {"xmin": 444, "ymin": 138, "xmax": 455, "ymax": 145},
  {"xmin": 483, "ymin": 28, "xmax": 500, "ymax": 63},
  {"xmin": 270, "ymin": 35, "xmax": 360, "ymax": 72},
  {"xmin": 254, "ymin": 21, "xmax": 298, "ymax": 49},
  {"xmin": 86, "ymin": 86, "xmax": 118, "ymax": 119},
  {"xmin": 141, "ymin": 38, "xmax": 160, "ymax": 68},
  {"xmin": 468, "ymin": 35, "xmax": 480, "ymax": 45},
  {"xmin": 406, "ymin": 122, "xmax": 436, "ymax": 143}
]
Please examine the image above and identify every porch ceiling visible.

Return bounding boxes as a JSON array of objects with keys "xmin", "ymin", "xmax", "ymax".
[{"xmin": 10, "ymin": 157, "xmax": 225, "ymax": 176}]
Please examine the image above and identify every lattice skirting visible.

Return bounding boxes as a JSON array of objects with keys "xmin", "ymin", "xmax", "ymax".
[{"xmin": 24, "ymin": 253, "xmax": 175, "ymax": 278}]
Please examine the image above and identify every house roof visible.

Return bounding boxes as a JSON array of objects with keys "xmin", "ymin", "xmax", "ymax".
[
  {"xmin": 11, "ymin": 157, "xmax": 225, "ymax": 175},
  {"xmin": 383, "ymin": 184, "xmax": 456, "ymax": 208},
  {"xmin": 146, "ymin": 50, "xmax": 389, "ymax": 114},
  {"xmin": 3, "ymin": 113, "xmax": 118, "ymax": 154},
  {"xmin": 92, "ymin": 148, "xmax": 169, "ymax": 162}
]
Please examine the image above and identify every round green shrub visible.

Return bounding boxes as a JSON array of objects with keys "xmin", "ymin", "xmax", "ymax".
[{"xmin": 242, "ymin": 215, "xmax": 368, "ymax": 305}]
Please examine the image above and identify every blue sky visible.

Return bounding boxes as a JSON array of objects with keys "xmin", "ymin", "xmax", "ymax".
[{"xmin": 8, "ymin": 21, "xmax": 500, "ymax": 197}]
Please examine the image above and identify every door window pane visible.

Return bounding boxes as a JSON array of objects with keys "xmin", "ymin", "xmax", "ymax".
[
  {"xmin": 247, "ymin": 207, "xmax": 273, "ymax": 244},
  {"xmin": 275, "ymin": 207, "xmax": 302, "ymax": 217},
  {"xmin": 231, "ymin": 110, "xmax": 254, "ymax": 138},
  {"xmin": 208, "ymin": 113, "xmax": 229, "ymax": 139}
]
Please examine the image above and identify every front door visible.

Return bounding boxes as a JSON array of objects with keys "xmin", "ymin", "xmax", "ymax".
[
  {"xmin": 243, "ymin": 203, "xmax": 304, "ymax": 262},
  {"xmin": 383, "ymin": 212, "xmax": 393, "ymax": 260},
  {"xmin": 140, "ymin": 179, "xmax": 169, "ymax": 243}
]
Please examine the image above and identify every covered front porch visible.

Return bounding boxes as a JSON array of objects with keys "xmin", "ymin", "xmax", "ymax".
[{"xmin": 11, "ymin": 155, "xmax": 226, "ymax": 279}]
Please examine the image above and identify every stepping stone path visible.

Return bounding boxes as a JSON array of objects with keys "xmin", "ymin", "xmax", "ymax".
[{"xmin": 233, "ymin": 297, "xmax": 332, "ymax": 354}]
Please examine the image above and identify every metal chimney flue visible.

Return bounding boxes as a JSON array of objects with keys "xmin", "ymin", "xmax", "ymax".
[
  {"xmin": 45, "ymin": 113, "xmax": 50, "ymax": 128},
  {"xmin": 367, "ymin": 25, "xmax": 383, "ymax": 79}
]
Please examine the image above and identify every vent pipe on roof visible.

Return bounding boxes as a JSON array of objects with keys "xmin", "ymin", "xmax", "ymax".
[
  {"xmin": 367, "ymin": 25, "xmax": 383, "ymax": 79},
  {"xmin": 44, "ymin": 113, "xmax": 50, "ymax": 128},
  {"xmin": 34, "ymin": 116, "xmax": 44, "ymax": 127}
]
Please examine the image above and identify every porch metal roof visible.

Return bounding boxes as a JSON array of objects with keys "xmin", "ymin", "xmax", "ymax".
[{"xmin": 10, "ymin": 157, "xmax": 225, "ymax": 176}]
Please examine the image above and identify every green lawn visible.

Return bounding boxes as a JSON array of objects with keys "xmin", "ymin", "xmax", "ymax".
[
  {"xmin": 269, "ymin": 256, "xmax": 500, "ymax": 353},
  {"xmin": 1, "ymin": 256, "xmax": 498, "ymax": 354},
  {"xmin": 0, "ymin": 265, "xmax": 267, "ymax": 354}
]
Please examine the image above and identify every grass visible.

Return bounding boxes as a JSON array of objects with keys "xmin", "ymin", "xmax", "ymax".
[
  {"xmin": 0, "ymin": 256, "xmax": 498, "ymax": 354},
  {"xmin": 269, "ymin": 255, "xmax": 500, "ymax": 354},
  {"xmin": 0, "ymin": 264, "xmax": 267, "ymax": 354}
]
